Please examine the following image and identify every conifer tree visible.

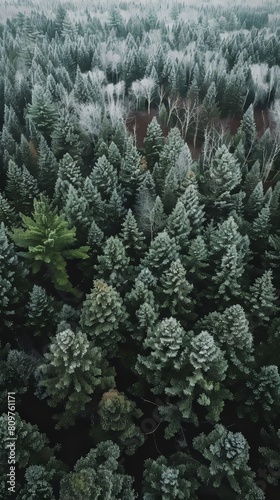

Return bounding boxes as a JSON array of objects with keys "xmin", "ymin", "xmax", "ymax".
[
  {"xmin": 136, "ymin": 194, "xmax": 166, "ymax": 241},
  {"xmin": 203, "ymin": 145, "xmax": 242, "ymax": 204},
  {"xmin": 119, "ymin": 136, "xmax": 142, "ymax": 201},
  {"xmin": 37, "ymin": 135, "xmax": 58, "ymax": 196},
  {"xmin": 59, "ymin": 441, "xmax": 136, "ymax": 499},
  {"xmin": 193, "ymin": 424, "xmax": 262, "ymax": 497},
  {"xmin": 95, "ymin": 236, "xmax": 131, "ymax": 287},
  {"xmin": 0, "ymin": 222, "xmax": 27, "ymax": 326},
  {"xmin": 80, "ymin": 280, "xmax": 128, "ymax": 356},
  {"xmin": 97, "ymin": 389, "xmax": 143, "ymax": 455},
  {"xmin": 108, "ymin": 141, "xmax": 122, "ymax": 169},
  {"xmin": 89, "ymin": 155, "xmax": 118, "ymax": 201},
  {"xmin": 0, "ymin": 192, "xmax": 17, "ymax": 228},
  {"xmin": 239, "ymin": 104, "xmax": 257, "ymax": 155},
  {"xmin": 238, "ymin": 366, "xmax": 280, "ymax": 422},
  {"xmin": 246, "ymin": 270, "xmax": 277, "ymax": 324},
  {"xmin": 160, "ymin": 259, "xmax": 194, "ymax": 320},
  {"xmin": 120, "ymin": 209, "xmax": 146, "ymax": 263},
  {"xmin": 141, "ymin": 230, "xmax": 179, "ymax": 276},
  {"xmin": 180, "ymin": 183, "xmax": 205, "ymax": 235},
  {"xmin": 64, "ymin": 185, "xmax": 91, "ymax": 240},
  {"xmin": 54, "ymin": 153, "xmax": 84, "ymax": 207},
  {"xmin": 166, "ymin": 200, "xmax": 191, "ymax": 252},
  {"xmin": 12, "ymin": 197, "xmax": 89, "ymax": 297},
  {"xmin": 142, "ymin": 453, "xmax": 200, "ymax": 499},
  {"xmin": 38, "ymin": 328, "xmax": 115, "ymax": 429},
  {"xmin": 144, "ymin": 117, "xmax": 164, "ymax": 169},
  {"xmin": 0, "ymin": 412, "xmax": 52, "ymax": 469},
  {"xmin": 18, "ymin": 465, "xmax": 55, "ymax": 500},
  {"xmin": 28, "ymin": 85, "xmax": 58, "ymax": 142},
  {"xmin": 6, "ymin": 160, "xmax": 39, "ymax": 213},
  {"xmin": 154, "ymin": 127, "xmax": 184, "ymax": 194},
  {"xmin": 25, "ymin": 285, "xmax": 57, "ymax": 336}
]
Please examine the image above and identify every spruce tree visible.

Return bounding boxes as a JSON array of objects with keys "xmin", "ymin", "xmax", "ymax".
[
  {"xmin": 37, "ymin": 135, "xmax": 58, "ymax": 196},
  {"xmin": 95, "ymin": 236, "xmax": 131, "ymax": 287},
  {"xmin": 12, "ymin": 197, "xmax": 89, "ymax": 297},
  {"xmin": 0, "ymin": 222, "xmax": 27, "ymax": 327},
  {"xmin": 193, "ymin": 424, "xmax": 262, "ymax": 497},
  {"xmin": 59, "ymin": 441, "xmax": 136, "ymax": 499},
  {"xmin": 120, "ymin": 209, "xmax": 146, "ymax": 263},
  {"xmin": 180, "ymin": 183, "xmax": 205, "ymax": 235},
  {"xmin": 6, "ymin": 159, "xmax": 39, "ymax": 213},
  {"xmin": 89, "ymin": 155, "xmax": 118, "ymax": 200},
  {"xmin": 38, "ymin": 328, "xmax": 114, "ymax": 429},
  {"xmin": 160, "ymin": 259, "xmax": 194, "ymax": 320},
  {"xmin": 54, "ymin": 153, "xmax": 84, "ymax": 207},
  {"xmin": 28, "ymin": 85, "xmax": 58, "ymax": 142},
  {"xmin": 246, "ymin": 270, "xmax": 277, "ymax": 324},
  {"xmin": 166, "ymin": 200, "xmax": 191, "ymax": 252},
  {"xmin": 144, "ymin": 116, "xmax": 164, "ymax": 169},
  {"xmin": 80, "ymin": 280, "xmax": 128, "ymax": 356},
  {"xmin": 141, "ymin": 230, "xmax": 179, "ymax": 276},
  {"xmin": 25, "ymin": 285, "xmax": 57, "ymax": 336}
]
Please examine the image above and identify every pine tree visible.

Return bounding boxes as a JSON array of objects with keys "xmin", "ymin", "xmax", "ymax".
[
  {"xmin": 95, "ymin": 236, "xmax": 131, "ymax": 287},
  {"xmin": 136, "ymin": 317, "xmax": 191, "ymax": 393},
  {"xmin": 89, "ymin": 155, "xmax": 118, "ymax": 201},
  {"xmin": 180, "ymin": 183, "xmax": 205, "ymax": 235},
  {"xmin": 238, "ymin": 366, "xmax": 280, "ymax": 423},
  {"xmin": 119, "ymin": 136, "xmax": 142, "ymax": 201},
  {"xmin": 246, "ymin": 270, "xmax": 277, "ymax": 324},
  {"xmin": 108, "ymin": 141, "xmax": 122, "ymax": 169},
  {"xmin": 154, "ymin": 127, "xmax": 184, "ymax": 194},
  {"xmin": 38, "ymin": 328, "xmax": 114, "ymax": 429},
  {"xmin": 12, "ymin": 197, "xmax": 89, "ymax": 297},
  {"xmin": 141, "ymin": 230, "xmax": 179, "ymax": 276},
  {"xmin": 166, "ymin": 200, "xmax": 191, "ymax": 252},
  {"xmin": 80, "ymin": 280, "xmax": 128, "ymax": 356},
  {"xmin": 0, "ymin": 222, "xmax": 27, "ymax": 327},
  {"xmin": 142, "ymin": 453, "xmax": 200, "ymax": 499},
  {"xmin": 59, "ymin": 441, "xmax": 136, "ymax": 499},
  {"xmin": 97, "ymin": 388, "xmax": 143, "ymax": 455},
  {"xmin": 160, "ymin": 259, "xmax": 194, "ymax": 320},
  {"xmin": 28, "ymin": 85, "xmax": 58, "ymax": 142},
  {"xmin": 204, "ymin": 145, "xmax": 242, "ymax": 204},
  {"xmin": 54, "ymin": 153, "xmax": 84, "ymax": 207},
  {"xmin": 144, "ymin": 117, "xmax": 164, "ymax": 169},
  {"xmin": 0, "ymin": 344, "xmax": 38, "ymax": 412},
  {"xmin": 199, "ymin": 304, "xmax": 254, "ymax": 379},
  {"xmin": 0, "ymin": 412, "xmax": 51, "ymax": 469},
  {"xmin": 0, "ymin": 192, "xmax": 17, "ymax": 227},
  {"xmin": 120, "ymin": 209, "xmax": 146, "ymax": 263},
  {"xmin": 193, "ymin": 424, "xmax": 262, "ymax": 496},
  {"xmin": 212, "ymin": 244, "xmax": 244, "ymax": 300},
  {"xmin": 18, "ymin": 465, "xmax": 55, "ymax": 500},
  {"xmin": 239, "ymin": 104, "xmax": 257, "ymax": 155},
  {"xmin": 37, "ymin": 135, "xmax": 58, "ymax": 196},
  {"xmin": 6, "ymin": 159, "xmax": 39, "ymax": 213},
  {"xmin": 25, "ymin": 285, "xmax": 57, "ymax": 336}
]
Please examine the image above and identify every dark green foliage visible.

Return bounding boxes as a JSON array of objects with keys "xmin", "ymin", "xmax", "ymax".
[
  {"xmin": 38, "ymin": 328, "xmax": 115, "ymax": 429},
  {"xmin": 0, "ymin": 222, "xmax": 28, "ymax": 326},
  {"xmin": 59, "ymin": 441, "xmax": 136, "ymax": 499},
  {"xmin": 80, "ymin": 280, "xmax": 128, "ymax": 356}
]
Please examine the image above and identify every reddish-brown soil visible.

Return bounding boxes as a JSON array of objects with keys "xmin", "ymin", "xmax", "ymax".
[{"xmin": 126, "ymin": 108, "xmax": 272, "ymax": 159}]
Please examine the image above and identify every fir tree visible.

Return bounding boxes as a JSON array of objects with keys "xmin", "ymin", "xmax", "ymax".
[
  {"xmin": 54, "ymin": 153, "xmax": 84, "ymax": 207},
  {"xmin": 180, "ymin": 183, "xmax": 205, "ymax": 235},
  {"xmin": 89, "ymin": 155, "xmax": 118, "ymax": 201},
  {"xmin": 28, "ymin": 85, "xmax": 58, "ymax": 142},
  {"xmin": 166, "ymin": 200, "xmax": 191, "ymax": 252},
  {"xmin": 120, "ymin": 209, "xmax": 146, "ymax": 263},
  {"xmin": 141, "ymin": 230, "xmax": 179, "ymax": 276},
  {"xmin": 144, "ymin": 117, "xmax": 164, "ymax": 169},
  {"xmin": 37, "ymin": 135, "xmax": 58, "ymax": 196},
  {"xmin": 0, "ymin": 222, "xmax": 27, "ymax": 327},
  {"xmin": 193, "ymin": 424, "xmax": 262, "ymax": 496},
  {"xmin": 59, "ymin": 441, "xmax": 136, "ymax": 499},
  {"xmin": 160, "ymin": 259, "xmax": 194, "ymax": 320},
  {"xmin": 95, "ymin": 236, "xmax": 131, "ymax": 287},
  {"xmin": 142, "ymin": 453, "xmax": 200, "ymax": 499},
  {"xmin": 6, "ymin": 159, "xmax": 39, "ymax": 213},
  {"xmin": 80, "ymin": 280, "xmax": 128, "ymax": 356},
  {"xmin": 12, "ymin": 197, "xmax": 89, "ymax": 297},
  {"xmin": 38, "ymin": 328, "xmax": 114, "ymax": 429},
  {"xmin": 25, "ymin": 285, "xmax": 57, "ymax": 336}
]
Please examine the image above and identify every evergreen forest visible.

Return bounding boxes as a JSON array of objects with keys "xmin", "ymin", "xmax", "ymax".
[{"xmin": 1, "ymin": 0, "xmax": 280, "ymax": 498}]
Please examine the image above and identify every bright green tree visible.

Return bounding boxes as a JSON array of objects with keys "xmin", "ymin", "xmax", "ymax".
[{"xmin": 12, "ymin": 197, "xmax": 89, "ymax": 297}]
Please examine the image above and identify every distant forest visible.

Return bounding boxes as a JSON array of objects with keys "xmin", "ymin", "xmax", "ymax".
[{"xmin": 1, "ymin": 0, "xmax": 280, "ymax": 498}]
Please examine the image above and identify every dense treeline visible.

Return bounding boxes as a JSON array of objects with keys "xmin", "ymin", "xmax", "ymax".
[{"xmin": 1, "ymin": 0, "xmax": 280, "ymax": 498}]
